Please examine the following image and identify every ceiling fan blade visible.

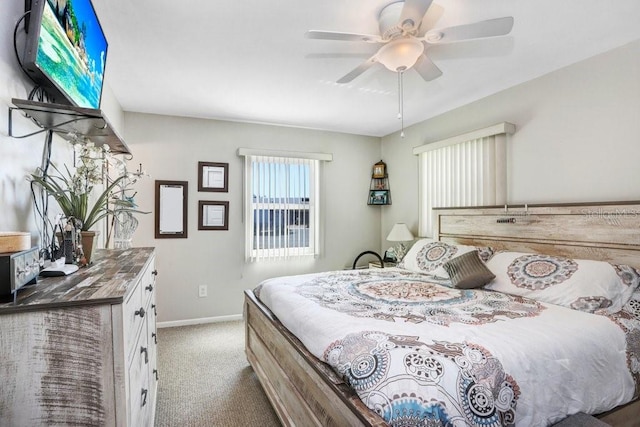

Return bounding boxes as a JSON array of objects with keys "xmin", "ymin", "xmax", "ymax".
[
  {"xmin": 398, "ymin": 0, "xmax": 434, "ymax": 32},
  {"xmin": 424, "ymin": 17, "xmax": 514, "ymax": 44},
  {"xmin": 306, "ymin": 30, "xmax": 382, "ymax": 43},
  {"xmin": 413, "ymin": 53, "xmax": 442, "ymax": 81},
  {"xmin": 420, "ymin": 3, "xmax": 444, "ymax": 35},
  {"xmin": 337, "ymin": 57, "xmax": 378, "ymax": 84}
]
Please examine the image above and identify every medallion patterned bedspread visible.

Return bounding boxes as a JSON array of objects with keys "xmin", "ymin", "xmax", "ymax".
[{"xmin": 255, "ymin": 268, "xmax": 640, "ymax": 427}]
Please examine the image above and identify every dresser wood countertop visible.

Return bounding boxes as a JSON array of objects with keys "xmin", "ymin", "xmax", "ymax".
[{"xmin": 0, "ymin": 247, "xmax": 155, "ymax": 314}]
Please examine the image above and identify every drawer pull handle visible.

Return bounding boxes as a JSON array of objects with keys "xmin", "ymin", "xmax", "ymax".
[
  {"xmin": 152, "ymin": 270, "xmax": 158, "ymax": 276},
  {"xmin": 151, "ymin": 304, "xmax": 157, "ymax": 316},
  {"xmin": 151, "ymin": 332, "xmax": 157, "ymax": 344},
  {"xmin": 141, "ymin": 388, "xmax": 148, "ymax": 407},
  {"xmin": 145, "ymin": 284, "xmax": 153, "ymax": 292},
  {"xmin": 153, "ymin": 369, "xmax": 159, "ymax": 381},
  {"xmin": 135, "ymin": 307, "xmax": 145, "ymax": 318},
  {"xmin": 141, "ymin": 346, "xmax": 148, "ymax": 364}
]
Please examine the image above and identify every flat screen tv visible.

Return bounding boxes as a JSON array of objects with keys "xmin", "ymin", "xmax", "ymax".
[{"xmin": 23, "ymin": 0, "xmax": 108, "ymax": 109}]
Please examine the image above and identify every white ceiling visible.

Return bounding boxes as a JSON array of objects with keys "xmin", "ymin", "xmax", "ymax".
[{"xmin": 92, "ymin": 0, "xmax": 640, "ymax": 137}]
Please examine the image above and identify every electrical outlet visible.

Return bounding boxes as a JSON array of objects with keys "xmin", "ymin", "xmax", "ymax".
[{"xmin": 198, "ymin": 285, "xmax": 208, "ymax": 298}]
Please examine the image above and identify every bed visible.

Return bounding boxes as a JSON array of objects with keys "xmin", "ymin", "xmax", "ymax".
[{"xmin": 244, "ymin": 201, "xmax": 640, "ymax": 426}]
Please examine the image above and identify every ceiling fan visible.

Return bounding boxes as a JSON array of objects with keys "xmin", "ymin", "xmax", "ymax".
[{"xmin": 306, "ymin": 0, "xmax": 514, "ymax": 83}]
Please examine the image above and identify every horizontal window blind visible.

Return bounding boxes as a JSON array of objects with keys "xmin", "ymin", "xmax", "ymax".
[{"xmin": 243, "ymin": 155, "xmax": 320, "ymax": 262}]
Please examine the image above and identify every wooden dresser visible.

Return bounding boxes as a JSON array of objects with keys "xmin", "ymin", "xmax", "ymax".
[{"xmin": 0, "ymin": 248, "xmax": 158, "ymax": 426}]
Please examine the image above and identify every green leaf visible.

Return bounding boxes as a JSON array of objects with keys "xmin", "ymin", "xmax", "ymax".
[{"xmin": 29, "ymin": 160, "xmax": 149, "ymax": 231}]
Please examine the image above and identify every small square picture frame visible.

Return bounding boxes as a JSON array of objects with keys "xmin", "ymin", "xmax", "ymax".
[
  {"xmin": 368, "ymin": 190, "xmax": 389, "ymax": 205},
  {"xmin": 198, "ymin": 200, "xmax": 229, "ymax": 230},
  {"xmin": 198, "ymin": 162, "xmax": 228, "ymax": 192}
]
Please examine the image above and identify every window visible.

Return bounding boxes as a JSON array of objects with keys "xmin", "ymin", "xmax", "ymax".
[
  {"xmin": 413, "ymin": 123, "xmax": 515, "ymax": 237},
  {"xmin": 239, "ymin": 149, "xmax": 331, "ymax": 262}
]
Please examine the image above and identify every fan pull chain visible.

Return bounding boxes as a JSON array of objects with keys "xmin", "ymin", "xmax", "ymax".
[
  {"xmin": 397, "ymin": 71, "xmax": 402, "ymax": 120},
  {"xmin": 397, "ymin": 70, "xmax": 405, "ymax": 138}
]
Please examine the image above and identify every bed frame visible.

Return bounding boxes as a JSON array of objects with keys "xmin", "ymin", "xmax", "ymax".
[{"xmin": 244, "ymin": 201, "xmax": 640, "ymax": 427}]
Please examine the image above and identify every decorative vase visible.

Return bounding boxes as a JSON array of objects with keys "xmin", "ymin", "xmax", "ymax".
[
  {"xmin": 80, "ymin": 231, "xmax": 99, "ymax": 264},
  {"xmin": 113, "ymin": 211, "xmax": 139, "ymax": 249}
]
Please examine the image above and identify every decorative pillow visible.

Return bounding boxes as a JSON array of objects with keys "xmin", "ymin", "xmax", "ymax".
[
  {"xmin": 399, "ymin": 238, "xmax": 484, "ymax": 278},
  {"xmin": 476, "ymin": 246, "xmax": 496, "ymax": 263},
  {"xmin": 443, "ymin": 250, "xmax": 496, "ymax": 289},
  {"xmin": 485, "ymin": 251, "xmax": 640, "ymax": 314},
  {"xmin": 615, "ymin": 286, "xmax": 640, "ymax": 320}
]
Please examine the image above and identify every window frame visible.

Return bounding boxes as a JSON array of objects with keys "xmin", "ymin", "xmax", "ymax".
[{"xmin": 238, "ymin": 149, "xmax": 332, "ymax": 262}]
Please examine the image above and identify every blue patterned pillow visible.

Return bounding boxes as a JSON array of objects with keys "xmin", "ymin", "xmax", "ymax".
[
  {"xmin": 400, "ymin": 238, "xmax": 495, "ymax": 280},
  {"xmin": 399, "ymin": 239, "xmax": 478, "ymax": 278},
  {"xmin": 485, "ymin": 251, "xmax": 640, "ymax": 314}
]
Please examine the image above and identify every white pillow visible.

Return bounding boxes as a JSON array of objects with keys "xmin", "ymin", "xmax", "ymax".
[
  {"xmin": 485, "ymin": 251, "xmax": 640, "ymax": 314},
  {"xmin": 399, "ymin": 239, "xmax": 479, "ymax": 278}
]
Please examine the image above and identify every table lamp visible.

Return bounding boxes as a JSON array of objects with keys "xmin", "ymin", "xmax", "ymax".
[{"xmin": 386, "ymin": 223, "xmax": 414, "ymax": 261}]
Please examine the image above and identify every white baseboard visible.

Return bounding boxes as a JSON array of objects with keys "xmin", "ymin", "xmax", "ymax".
[{"xmin": 157, "ymin": 314, "xmax": 243, "ymax": 329}]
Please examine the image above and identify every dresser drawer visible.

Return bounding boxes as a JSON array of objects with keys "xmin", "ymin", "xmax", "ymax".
[
  {"xmin": 147, "ymin": 292, "xmax": 159, "ymax": 402},
  {"xmin": 123, "ymin": 279, "xmax": 145, "ymax": 361},
  {"xmin": 128, "ymin": 325, "xmax": 151, "ymax": 426},
  {"xmin": 140, "ymin": 262, "xmax": 156, "ymax": 309}
]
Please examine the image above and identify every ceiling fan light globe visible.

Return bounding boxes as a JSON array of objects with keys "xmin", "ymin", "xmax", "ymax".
[{"xmin": 377, "ymin": 38, "xmax": 425, "ymax": 72}]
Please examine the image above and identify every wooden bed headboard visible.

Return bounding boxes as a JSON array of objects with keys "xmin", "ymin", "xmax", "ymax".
[{"xmin": 434, "ymin": 201, "xmax": 640, "ymax": 269}]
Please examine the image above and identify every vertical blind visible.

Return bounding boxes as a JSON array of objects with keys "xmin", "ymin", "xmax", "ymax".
[
  {"xmin": 243, "ymin": 155, "xmax": 320, "ymax": 262},
  {"xmin": 415, "ymin": 124, "xmax": 513, "ymax": 237}
]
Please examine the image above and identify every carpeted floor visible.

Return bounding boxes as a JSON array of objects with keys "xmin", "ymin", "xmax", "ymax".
[{"xmin": 154, "ymin": 320, "xmax": 281, "ymax": 427}]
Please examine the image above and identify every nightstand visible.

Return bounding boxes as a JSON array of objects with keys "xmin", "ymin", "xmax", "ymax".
[{"xmin": 369, "ymin": 261, "xmax": 396, "ymax": 268}]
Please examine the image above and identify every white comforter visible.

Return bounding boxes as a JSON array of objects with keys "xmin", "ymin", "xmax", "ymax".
[{"xmin": 256, "ymin": 268, "xmax": 640, "ymax": 426}]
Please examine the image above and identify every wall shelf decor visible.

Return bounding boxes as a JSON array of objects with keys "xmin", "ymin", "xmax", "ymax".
[
  {"xmin": 8, "ymin": 98, "xmax": 130, "ymax": 154},
  {"xmin": 368, "ymin": 160, "xmax": 391, "ymax": 205}
]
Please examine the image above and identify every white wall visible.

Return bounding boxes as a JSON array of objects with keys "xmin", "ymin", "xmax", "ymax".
[
  {"xmin": 0, "ymin": 0, "xmax": 381, "ymax": 323},
  {"xmin": 3, "ymin": 0, "xmax": 637, "ymax": 323},
  {"xmin": 124, "ymin": 113, "xmax": 382, "ymax": 322},
  {"xmin": 0, "ymin": 2, "xmax": 124, "ymax": 243},
  {"xmin": 380, "ymin": 40, "xmax": 640, "ymax": 243},
  {"xmin": 0, "ymin": 2, "xmax": 74, "ymax": 240}
]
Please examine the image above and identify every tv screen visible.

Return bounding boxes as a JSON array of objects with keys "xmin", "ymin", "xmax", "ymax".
[{"xmin": 23, "ymin": 0, "xmax": 108, "ymax": 109}]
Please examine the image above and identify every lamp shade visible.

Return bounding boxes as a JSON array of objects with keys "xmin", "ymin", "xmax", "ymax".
[{"xmin": 386, "ymin": 223, "xmax": 414, "ymax": 242}]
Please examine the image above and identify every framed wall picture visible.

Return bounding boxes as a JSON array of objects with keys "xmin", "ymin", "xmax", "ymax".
[
  {"xmin": 368, "ymin": 190, "xmax": 389, "ymax": 205},
  {"xmin": 372, "ymin": 160, "xmax": 387, "ymax": 178},
  {"xmin": 155, "ymin": 180, "xmax": 188, "ymax": 238},
  {"xmin": 198, "ymin": 162, "xmax": 228, "ymax": 192},
  {"xmin": 198, "ymin": 200, "xmax": 229, "ymax": 230}
]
